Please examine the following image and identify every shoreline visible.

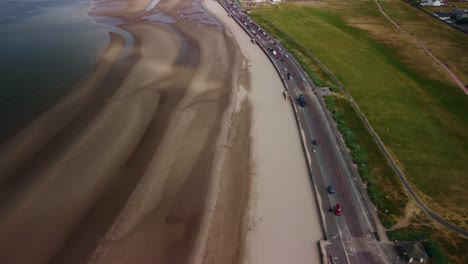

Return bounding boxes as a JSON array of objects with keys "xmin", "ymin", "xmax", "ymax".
[
  {"xmin": 0, "ymin": 0, "xmax": 322, "ymax": 263},
  {"xmin": 0, "ymin": 32, "xmax": 127, "ymax": 186}
]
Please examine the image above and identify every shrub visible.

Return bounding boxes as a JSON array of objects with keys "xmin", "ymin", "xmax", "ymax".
[
  {"xmin": 387, "ymin": 230, "xmax": 428, "ymax": 241},
  {"xmin": 423, "ymin": 240, "xmax": 449, "ymax": 264}
]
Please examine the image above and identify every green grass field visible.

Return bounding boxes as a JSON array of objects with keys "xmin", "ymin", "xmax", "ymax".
[{"xmin": 250, "ymin": 0, "xmax": 468, "ymax": 229}]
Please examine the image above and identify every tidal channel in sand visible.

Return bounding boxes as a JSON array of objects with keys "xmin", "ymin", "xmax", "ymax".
[{"xmin": 0, "ymin": 0, "xmax": 322, "ymax": 263}]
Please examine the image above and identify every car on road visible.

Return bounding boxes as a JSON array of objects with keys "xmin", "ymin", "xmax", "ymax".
[
  {"xmin": 283, "ymin": 67, "xmax": 288, "ymax": 71},
  {"xmin": 312, "ymin": 139, "xmax": 318, "ymax": 146},
  {"xmin": 334, "ymin": 204, "xmax": 342, "ymax": 216},
  {"xmin": 287, "ymin": 73, "xmax": 293, "ymax": 80},
  {"xmin": 297, "ymin": 94, "xmax": 307, "ymax": 107},
  {"xmin": 285, "ymin": 54, "xmax": 289, "ymax": 58},
  {"xmin": 327, "ymin": 186, "xmax": 335, "ymax": 194},
  {"xmin": 301, "ymin": 76, "xmax": 306, "ymax": 81}
]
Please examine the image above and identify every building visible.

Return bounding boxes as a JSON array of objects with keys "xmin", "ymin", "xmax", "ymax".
[
  {"xmin": 420, "ymin": 0, "xmax": 444, "ymax": 6},
  {"xmin": 399, "ymin": 242, "xmax": 429, "ymax": 263},
  {"xmin": 428, "ymin": 0, "xmax": 443, "ymax": 6}
]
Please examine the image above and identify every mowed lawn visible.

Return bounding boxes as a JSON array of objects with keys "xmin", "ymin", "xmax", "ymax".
[{"xmin": 252, "ymin": 2, "xmax": 468, "ymax": 225}]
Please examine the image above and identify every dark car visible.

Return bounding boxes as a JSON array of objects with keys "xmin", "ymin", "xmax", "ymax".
[
  {"xmin": 334, "ymin": 204, "xmax": 342, "ymax": 216},
  {"xmin": 312, "ymin": 139, "xmax": 318, "ymax": 146},
  {"xmin": 297, "ymin": 94, "xmax": 307, "ymax": 107},
  {"xmin": 327, "ymin": 186, "xmax": 335, "ymax": 194}
]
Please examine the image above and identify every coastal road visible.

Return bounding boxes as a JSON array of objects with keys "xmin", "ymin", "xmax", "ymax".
[
  {"xmin": 265, "ymin": 1, "xmax": 468, "ymax": 237},
  {"xmin": 218, "ymin": 1, "xmax": 391, "ymax": 263}
]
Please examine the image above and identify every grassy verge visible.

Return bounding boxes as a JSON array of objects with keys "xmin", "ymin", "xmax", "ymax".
[{"xmin": 324, "ymin": 95, "xmax": 407, "ymax": 227}]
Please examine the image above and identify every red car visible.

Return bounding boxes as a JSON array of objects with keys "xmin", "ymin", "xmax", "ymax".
[{"xmin": 334, "ymin": 204, "xmax": 342, "ymax": 216}]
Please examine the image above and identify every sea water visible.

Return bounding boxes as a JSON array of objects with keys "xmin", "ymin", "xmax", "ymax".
[{"xmin": 0, "ymin": 0, "xmax": 109, "ymax": 141}]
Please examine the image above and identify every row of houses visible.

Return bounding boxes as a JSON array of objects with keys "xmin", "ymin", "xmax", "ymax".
[
  {"xmin": 420, "ymin": 0, "xmax": 445, "ymax": 7},
  {"xmin": 434, "ymin": 8, "xmax": 468, "ymax": 22}
]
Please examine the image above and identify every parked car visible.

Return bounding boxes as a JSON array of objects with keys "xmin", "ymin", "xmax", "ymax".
[
  {"xmin": 327, "ymin": 186, "xmax": 335, "ymax": 194},
  {"xmin": 301, "ymin": 76, "xmax": 306, "ymax": 81},
  {"xmin": 334, "ymin": 204, "xmax": 342, "ymax": 216},
  {"xmin": 312, "ymin": 139, "xmax": 318, "ymax": 146}
]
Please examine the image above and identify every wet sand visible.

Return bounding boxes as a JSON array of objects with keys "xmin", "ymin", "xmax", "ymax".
[
  {"xmin": 0, "ymin": 0, "xmax": 249, "ymax": 263},
  {"xmin": 0, "ymin": 0, "xmax": 322, "ymax": 263}
]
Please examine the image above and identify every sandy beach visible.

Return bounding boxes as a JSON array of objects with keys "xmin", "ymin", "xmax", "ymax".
[
  {"xmin": 0, "ymin": 0, "xmax": 321, "ymax": 263},
  {"xmin": 203, "ymin": 1, "xmax": 323, "ymax": 263},
  {"xmin": 0, "ymin": 0, "xmax": 245, "ymax": 262}
]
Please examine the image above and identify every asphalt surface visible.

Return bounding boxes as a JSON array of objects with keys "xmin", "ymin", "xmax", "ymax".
[{"xmin": 217, "ymin": 1, "xmax": 396, "ymax": 263}]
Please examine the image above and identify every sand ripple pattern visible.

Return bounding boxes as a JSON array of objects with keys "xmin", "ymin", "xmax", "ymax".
[{"xmin": 0, "ymin": 0, "xmax": 244, "ymax": 263}]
